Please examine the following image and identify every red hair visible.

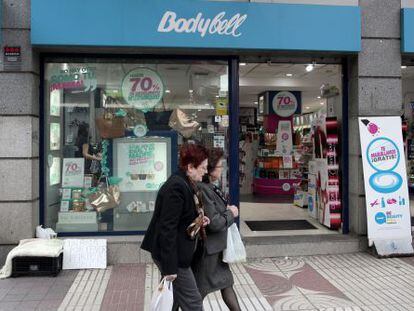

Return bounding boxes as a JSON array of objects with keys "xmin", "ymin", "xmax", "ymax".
[{"xmin": 179, "ymin": 143, "xmax": 208, "ymax": 171}]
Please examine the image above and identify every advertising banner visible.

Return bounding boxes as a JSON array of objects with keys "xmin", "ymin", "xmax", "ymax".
[
  {"xmin": 276, "ymin": 120, "xmax": 293, "ymax": 155},
  {"xmin": 121, "ymin": 68, "xmax": 164, "ymax": 111},
  {"xmin": 116, "ymin": 141, "xmax": 168, "ymax": 192},
  {"xmin": 359, "ymin": 117, "xmax": 413, "ymax": 255}
]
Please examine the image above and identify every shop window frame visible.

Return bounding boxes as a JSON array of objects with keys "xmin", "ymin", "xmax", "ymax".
[{"xmin": 39, "ymin": 53, "xmax": 238, "ymax": 237}]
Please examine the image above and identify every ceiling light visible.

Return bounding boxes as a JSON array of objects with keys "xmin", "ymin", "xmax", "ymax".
[
  {"xmin": 305, "ymin": 106, "xmax": 310, "ymax": 110},
  {"xmin": 165, "ymin": 89, "xmax": 171, "ymax": 93},
  {"xmin": 240, "ymin": 62, "xmax": 247, "ymax": 66},
  {"xmin": 189, "ymin": 89, "xmax": 193, "ymax": 93},
  {"xmin": 320, "ymin": 102, "xmax": 324, "ymax": 105},
  {"xmin": 317, "ymin": 96, "xmax": 321, "ymax": 99},
  {"xmin": 402, "ymin": 65, "xmax": 407, "ymax": 69},
  {"xmin": 286, "ymin": 73, "xmax": 293, "ymax": 77},
  {"xmin": 305, "ymin": 64, "xmax": 314, "ymax": 72}
]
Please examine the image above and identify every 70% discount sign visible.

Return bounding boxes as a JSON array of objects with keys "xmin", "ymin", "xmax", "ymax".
[{"xmin": 121, "ymin": 68, "xmax": 165, "ymax": 110}]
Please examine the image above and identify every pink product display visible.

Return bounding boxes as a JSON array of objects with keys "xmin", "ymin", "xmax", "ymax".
[{"xmin": 314, "ymin": 117, "xmax": 342, "ymax": 230}]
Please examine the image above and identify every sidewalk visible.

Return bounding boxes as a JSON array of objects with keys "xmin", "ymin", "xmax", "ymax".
[{"xmin": 1, "ymin": 252, "xmax": 414, "ymax": 311}]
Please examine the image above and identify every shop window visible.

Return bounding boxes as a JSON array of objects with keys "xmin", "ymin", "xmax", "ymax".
[{"xmin": 43, "ymin": 59, "xmax": 229, "ymax": 234}]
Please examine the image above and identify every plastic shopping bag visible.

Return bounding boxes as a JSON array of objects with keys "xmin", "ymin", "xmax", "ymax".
[
  {"xmin": 150, "ymin": 277, "xmax": 174, "ymax": 311},
  {"xmin": 223, "ymin": 223, "xmax": 247, "ymax": 263}
]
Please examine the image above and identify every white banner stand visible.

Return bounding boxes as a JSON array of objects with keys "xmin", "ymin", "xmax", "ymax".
[{"xmin": 359, "ymin": 116, "xmax": 413, "ymax": 256}]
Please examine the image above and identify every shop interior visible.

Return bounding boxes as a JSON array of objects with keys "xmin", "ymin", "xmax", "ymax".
[{"xmin": 237, "ymin": 62, "xmax": 344, "ymax": 237}]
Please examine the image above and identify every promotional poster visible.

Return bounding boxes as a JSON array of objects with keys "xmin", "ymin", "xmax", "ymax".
[{"xmin": 359, "ymin": 117, "xmax": 413, "ymax": 253}]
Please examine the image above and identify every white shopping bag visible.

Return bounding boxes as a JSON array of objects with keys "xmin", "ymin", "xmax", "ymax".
[
  {"xmin": 223, "ymin": 223, "xmax": 247, "ymax": 263},
  {"xmin": 150, "ymin": 277, "xmax": 174, "ymax": 311}
]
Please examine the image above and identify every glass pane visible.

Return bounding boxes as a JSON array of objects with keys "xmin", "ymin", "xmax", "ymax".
[{"xmin": 43, "ymin": 59, "xmax": 229, "ymax": 233}]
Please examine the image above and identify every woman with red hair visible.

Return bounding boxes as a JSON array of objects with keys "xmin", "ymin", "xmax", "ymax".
[{"xmin": 142, "ymin": 143, "xmax": 210, "ymax": 311}]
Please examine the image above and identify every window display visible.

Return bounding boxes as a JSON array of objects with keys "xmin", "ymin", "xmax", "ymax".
[{"xmin": 43, "ymin": 59, "xmax": 229, "ymax": 233}]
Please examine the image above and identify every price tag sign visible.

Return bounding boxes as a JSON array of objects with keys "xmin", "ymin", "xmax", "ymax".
[
  {"xmin": 121, "ymin": 68, "xmax": 165, "ymax": 110},
  {"xmin": 62, "ymin": 158, "xmax": 85, "ymax": 188}
]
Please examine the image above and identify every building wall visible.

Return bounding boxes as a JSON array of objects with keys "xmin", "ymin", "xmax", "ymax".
[
  {"xmin": 0, "ymin": 0, "xmax": 39, "ymax": 264},
  {"xmin": 0, "ymin": 0, "xmax": 406, "ymax": 262},
  {"xmin": 348, "ymin": 0, "xmax": 402, "ymax": 235}
]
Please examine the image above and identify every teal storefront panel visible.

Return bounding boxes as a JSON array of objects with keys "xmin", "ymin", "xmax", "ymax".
[
  {"xmin": 402, "ymin": 8, "xmax": 414, "ymax": 53},
  {"xmin": 31, "ymin": 0, "xmax": 360, "ymax": 52}
]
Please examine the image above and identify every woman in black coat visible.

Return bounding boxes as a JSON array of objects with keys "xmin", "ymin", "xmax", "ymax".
[
  {"xmin": 192, "ymin": 148, "xmax": 241, "ymax": 311},
  {"xmin": 141, "ymin": 143, "xmax": 210, "ymax": 311}
]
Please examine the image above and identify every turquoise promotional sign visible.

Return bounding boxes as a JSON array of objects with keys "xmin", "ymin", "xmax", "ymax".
[
  {"xmin": 402, "ymin": 8, "xmax": 414, "ymax": 53},
  {"xmin": 31, "ymin": 0, "xmax": 360, "ymax": 52}
]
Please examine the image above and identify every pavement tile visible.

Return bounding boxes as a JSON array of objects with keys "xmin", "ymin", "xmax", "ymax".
[
  {"xmin": 22, "ymin": 294, "xmax": 45, "ymax": 302},
  {"xmin": 35, "ymin": 299, "xmax": 61, "ymax": 310},
  {"xmin": 0, "ymin": 301, "xmax": 19, "ymax": 311},
  {"xmin": 1, "ymin": 294, "xmax": 26, "ymax": 302},
  {"xmin": 14, "ymin": 301, "xmax": 40, "ymax": 311},
  {"xmin": 0, "ymin": 290, "xmax": 8, "ymax": 301},
  {"xmin": 26, "ymin": 287, "xmax": 49, "ymax": 295}
]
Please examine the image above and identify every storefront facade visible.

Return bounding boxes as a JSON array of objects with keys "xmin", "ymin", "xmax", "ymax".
[{"xmin": 0, "ymin": 0, "xmax": 405, "ymax": 263}]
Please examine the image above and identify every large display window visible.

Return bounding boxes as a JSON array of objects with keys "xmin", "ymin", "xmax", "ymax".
[{"xmin": 42, "ymin": 58, "xmax": 229, "ymax": 233}]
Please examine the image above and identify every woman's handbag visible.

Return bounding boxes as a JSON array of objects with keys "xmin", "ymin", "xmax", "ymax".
[
  {"xmin": 96, "ymin": 96, "xmax": 126, "ymax": 139},
  {"xmin": 88, "ymin": 177, "xmax": 121, "ymax": 212},
  {"xmin": 144, "ymin": 99, "xmax": 172, "ymax": 131},
  {"xmin": 223, "ymin": 223, "xmax": 247, "ymax": 264},
  {"xmin": 168, "ymin": 108, "xmax": 200, "ymax": 138},
  {"xmin": 150, "ymin": 277, "xmax": 174, "ymax": 311}
]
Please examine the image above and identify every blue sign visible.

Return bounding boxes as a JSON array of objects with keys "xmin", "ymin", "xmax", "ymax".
[
  {"xmin": 402, "ymin": 8, "xmax": 414, "ymax": 53},
  {"xmin": 375, "ymin": 212, "xmax": 386, "ymax": 225},
  {"xmin": 366, "ymin": 137, "xmax": 403, "ymax": 194},
  {"xmin": 31, "ymin": 0, "xmax": 360, "ymax": 52}
]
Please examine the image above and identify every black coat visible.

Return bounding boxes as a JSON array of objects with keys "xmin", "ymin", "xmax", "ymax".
[{"xmin": 141, "ymin": 170, "xmax": 199, "ymax": 275}]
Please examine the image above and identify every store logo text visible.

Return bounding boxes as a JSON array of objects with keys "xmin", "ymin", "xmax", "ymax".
[{"xmin": 157, "ymin": 11, "xmax": 247, "ymax": 38}]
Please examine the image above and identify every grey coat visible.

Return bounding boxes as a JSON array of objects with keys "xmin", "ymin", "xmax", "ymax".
[{"xmin": 198, "ymin": 182, "xmax": 235, "ymax": 255}]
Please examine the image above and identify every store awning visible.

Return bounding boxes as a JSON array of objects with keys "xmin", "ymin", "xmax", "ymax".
[
  {"xmin": 402, "ymin": 8, "xmax": 414, "ymax": 53},
  {"xmin": 31, "ymin": 0, "xmax": 360, "ymax": 52}
]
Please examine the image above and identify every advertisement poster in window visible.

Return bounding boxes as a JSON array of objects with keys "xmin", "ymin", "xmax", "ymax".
[
  {"xmin": 50, "ymin": 123, "xmax": 60, "ymax": 150},
  {"xmin": 359, "ymin": 116, "xmax": 413, "ymax": 255},
  {"xmin": 121, "ymin": 68, "xmax": 165, "ymax": 111},
  {"xmin": 50, "ymin": 89, "xmax": 61, "ymax": 117},
  {"xmin": 116, "ymin": 141, "xmax": 168, "ymax": 192},
  {"xmin": 50, "ymin": 157, "xmax": 61, "ymax": 186},
  {"xmin": 62, "ymin": 158, "xmax": 85, "ymax": 188}
]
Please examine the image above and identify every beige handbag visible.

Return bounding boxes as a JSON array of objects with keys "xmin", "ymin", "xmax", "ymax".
[
  {"xmin": 88, "ymin": 177, "xmax": 121, "ymax": 212},
  {"xmin": 168, "ymin": 108, "xmax": 200, "ymax": 138}
]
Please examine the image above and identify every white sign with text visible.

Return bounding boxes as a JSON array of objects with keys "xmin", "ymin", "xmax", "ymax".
[{"xmin": 359, "ymin": 117, "xmax": 413, "ymax": 255}]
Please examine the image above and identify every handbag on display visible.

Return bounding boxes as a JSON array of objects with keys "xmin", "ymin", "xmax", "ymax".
[
  {"xmin": 88, "ymin": 176, "xmax": 121, "ymax": 213},
  {"xmin": 96, "ymin": 96, "xmax": 126, "ymax": 139},
  {"xmin": 144, "ymin": 99, "xmax": 173, "ymax": 131},
  {"xmin": 169, "ymin": 108, "xmax": 200, "ymax": 138},
  {"xmin": 223, "ymin": 223, "xmax": 247, "ymax": 264}
]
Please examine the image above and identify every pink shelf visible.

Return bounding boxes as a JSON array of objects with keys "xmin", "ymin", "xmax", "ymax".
[{"xmin": 253, "ymin": 178, "xmax": 301, "ymax": 195}]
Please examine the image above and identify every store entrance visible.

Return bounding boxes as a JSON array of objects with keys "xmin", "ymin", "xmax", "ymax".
[{"xmin": 237, "ymin": 62, "xmax": 344, "ymax": 237}]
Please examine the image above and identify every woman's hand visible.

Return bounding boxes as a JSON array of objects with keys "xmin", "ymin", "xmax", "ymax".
[
  {"xmin": 202, "ymin": 216, "xmax": 210, "ymax": 227},
  {"xmin": 164, "ymin": 274, "xmax": 177, "ymax": 281},
  {"xmin": 227, "ymin": 205, "xmax": 239, "ymax": 217}
]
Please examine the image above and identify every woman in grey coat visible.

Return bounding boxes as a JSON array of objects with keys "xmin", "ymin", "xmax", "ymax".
[{"xmin": 192, "ymin": 148, "xmax": 241, "ymax": 311}]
